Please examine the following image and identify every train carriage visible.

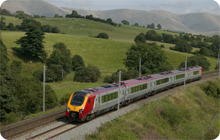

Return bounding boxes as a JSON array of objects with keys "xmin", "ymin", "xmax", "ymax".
[{"xmin": 66, "ymin": 66, "xmax": 203, "ymax": 122}]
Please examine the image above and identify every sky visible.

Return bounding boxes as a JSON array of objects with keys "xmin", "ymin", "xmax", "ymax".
[
  {"xmin": 41, "ymin": 0, "xmax": 220, "ymax": 14},
  {"xmin": 0, "ymin": 0, "xmax": 219, "ymax": 15}
]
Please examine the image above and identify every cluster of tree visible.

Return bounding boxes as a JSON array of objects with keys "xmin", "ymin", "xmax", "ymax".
[
  {"xmin": 0, "ymin": 17, "xmax": 60, "ymax": 33},
  {"xmin": 96, "ymin": 32, "xmax": 109, "ymax": 39},
  {"xmin": 34, "ymin": 15, "xmax": 46, "ymax": 18},
  {"xmin": 121, "ymin": 20, "xmax": 129, "ymax": 25},
  {"xmin": 33, "ymin": 42, "xmax": 73, "ymax": 82},
  {"xmin": 0, "ymin": 39, "xmax": 58, "ymax": 125},
  {"xmin": 136, "ymin": 30, "xmax": 220, "ymax": 56},
  {"xmin": 0, "ymin": 8, "xmax": 12, "ymax": 16},
  {"xmin": 74, "ymin": 65, "xmax": 101, "ymax": 83},
  {"xmin": 15, "ymin": 11, "xmax": 33, "ymax": 19},
  {"xmin": 178, "ymin": 55, "xmax": 211, "ymax": 71},
  {"xmin": 65, "ymin": 11, "xmax": 118, "ymax": 26},
  {"xmin": 147, "ymin": 23, "xmax": 162, "ymax": 30},
  {"xmin": 103, "ymin": 68, "xmax": 139, "ymax": 83},
  {"xmin": 54, "ymin": 14, "xmax": 63, "ymax": 18},
  {"xmin": 124, "ymin": 41, "xmax": 173, "ymax": 75}
]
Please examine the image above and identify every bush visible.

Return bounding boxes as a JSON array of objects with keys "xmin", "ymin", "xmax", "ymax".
[
  {"xmin": 60, "ymin": 93, "xmax": 71, "ymax": 105},
  {"xmin": 33, "ymin": 69, "xmax": 43, "ymax": 81},
  {"xmin": 178, "ymin": 55, "xmax": 211, "ymax": 71},
  {"xmin": 74, "ymin": 65, "xmax": 101, "ymax": 83},
  {"xmin": 202, "ymin": 80, "xmax": 220, "ymax": 98},
  {"xmin": 3, "ymin": 112, "xmax": 21, "ymax": 125},
  {"xmin": 134, "ymin": 33, "xmax": 146, "ymax": 43},
  {"xmin": 96, "ymin": 33, "xmax": 109, "ymax": 39},
  {"xmin": 72, "ymin": 55, "xmax": 85, "ymax": 71},
  {"xmin": 103, "ymin": 68, "xmax": 139, "ymax": 83}
]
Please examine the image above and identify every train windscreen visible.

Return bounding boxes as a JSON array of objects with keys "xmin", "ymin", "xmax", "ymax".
[{"xmin": 70, "ymin": 92, "xmax": 86, "ymax": 106}]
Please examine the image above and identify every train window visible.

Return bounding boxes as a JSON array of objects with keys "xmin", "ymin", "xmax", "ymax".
[
  {"xmin": 105, "ymin": 95, "xmax": 109, "ymax": 102},
  {"xmin": 109, "ymin": 94, "xmax": 112, "ymax": 100},
  {"xmin": 156, "ymin": 78, "xmax": 169, "ymax": 85},
  {"xmin": 176, "ymin": 74, "xmax": 185, "ymax": 79},
  {"xmin": 88, "ymin": 99, "xmax": 90, "ymax": 103},
  {"xmin": 193, "ymin": 71, "xmax": 199, "ymax": 75},
  {"xmin": 102, "ymin": 96, "xmax": 105, "ymax": 103}
]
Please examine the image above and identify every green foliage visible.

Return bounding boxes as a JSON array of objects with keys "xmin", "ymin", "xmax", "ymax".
[
  {"xmin": 19, "ymin": 18, "xmax": 41, "ymax": 31},
  {"xmin": 162, "ymin": 33, "xmax": 175, "ymax": 44},
  {"xmin": 60, "ymin": 93, "xmax": 71, "ymax": 105},
  {"xmin": 52, "ymin": 26, "xmax": 60, "ymax": 33},
  {"xmin": 201, "ymin": 80, "xmax": 220, "ymax": 98},
  {"xmin": 134, "ymin": 33, "xmax": 146, "ymax": 43},
  {"xmin": 96, "ymin": 33, "xmax": 109, "ymax": 39},
  {"xmin": 15, "ymin": 24, "xmax": 46, "ymax": 59},
  {"xmin": 47, "ymin": 64, "xmax": 63, "ymax": 82},
  {"xmin": 0, "ymin": 8, "xmax": 12, "ymax": 16},
  {"xmin": 171, "ymin": 40, "xmax": 192, "ymax": 53},
  {"xmin": 47, "ymin": 42, "xmax": 72, "ymax": 73},
  {"xmin": 0, "ymin": 39, "xmax": 18, "ymax": 121},
  {"xmin": 215, "ymin": 63, "xmax": 219, "ymax": 70},
  {"xmin": 65, "ymin": 10, "xmax": 84, "ymax": 18},
  {"xmin": 121, "ymin": 20, "xmax": 129, "ymax": 25},
  {"xmin": 103, "ymin": 68, "xmax": 139, "ymax": 83},
  {"xmin": 3, "ymin": 112, "xmax": 21, "ymax": 125},
  {"xmin": 145, "ymin": 30, "xmax": 157, "ymax": 40},
  {"xmin": 0, "ymin": 16, "xmax": 7, "ymax": 30},
  {"xmin": 33, "ymin": 69, "xmax": 43, "ymax": 81},
  {"xmin": 34, "ymin": 15, "xmax": 41, "ymax": 18},
  {"xmin": 124, "ymin": 42, "xmax": 173, "ymax": 74},
  {"xmin": 74, "ymin": 65, "xmax": 101, "ymax": 83},
  {"xmin": 15, "ymin": 11, "xmax": 32, "ymax": 19},
  {"xmin": 72, "ymin": 55, "xmax": 85, "ymax": 71},
  {"xmin": 198, "ymin": 47, "xmax": 214, "ymax": 57},
  {"xmin": 157, "ymin": 24, "xmax": 162, "ymax": 30},
  {"xmin": 178, "ymin": 55, "xmax": 211, "ymax": 71}
]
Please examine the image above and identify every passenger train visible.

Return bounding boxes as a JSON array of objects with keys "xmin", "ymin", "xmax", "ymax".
[{"xmin": 66, "ymin": 66, "xmax": 203, "ymax": 122}]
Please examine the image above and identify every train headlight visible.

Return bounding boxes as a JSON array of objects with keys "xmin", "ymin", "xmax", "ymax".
[
  {"xmin": 67, "ymin": 107, "xmax": 70, "ymax": 112},
  {"xmin": 79, "ymin": 109, "xmax": 83, "ymax": 114}
]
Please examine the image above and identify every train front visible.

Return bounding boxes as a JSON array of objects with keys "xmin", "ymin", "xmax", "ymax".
[{"xmin": 66, "ymin": 90, "xmax": 91, "ymax": 121}]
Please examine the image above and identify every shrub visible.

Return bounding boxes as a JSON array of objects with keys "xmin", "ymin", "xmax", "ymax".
[
  {"xmin": 33, "ymin": 69, "xmax": 43, "ymax": 81},
  {"xmin": 202, "ymin": 80, "xmax": 220, "ymax": 98},
  {"xmin": 72, "ymin": 55, "xmax": 85, "ymax": 71},
  {"xmin": 60, "ymin": 93, "xmax": 71, "ymax": 105},
  {"xmin": 96, "ymin": 33, "xmax": 109, "ymax": 39},
  {"xmin": 74, "ymin": 65, "xmax": 101, "ymax": 83}
]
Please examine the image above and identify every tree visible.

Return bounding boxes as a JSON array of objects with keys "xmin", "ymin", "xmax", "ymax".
[
  {"xmin": 34, "ymin": 15, "xmax": 40, "ymax": 18},
  {"xmin": 178, "ymin": 55, "xmax": 211, "ymax": 71},
  {"xmin": 96, "ymin": 33, "xmax": 109, "ymax": 39},
  {"xmin": 74, "ymin": 65, "xmax": 101, "ymax": 83},
  {"xmin": 51, "ymin": 26, "xmax": 60, "ymax": 33},
  {"xmin": 134, "ymin": 23, "xmax": 139, "ymax": 26},
  {"xmin": 150, "ymin": 23, "xmax": 155, "ymax": 29},
  {"xmin": 15, "ymin": 11, "xmax": 32, "ymax": 19},
  {"xmin": 171, "ymin": 40, "xmax": 192, "ymax": 53},
  {"xmin": 134, "ymin": 33, "xmax": 146, "ymax": 43},
  {"xmin": 54, "ymin": 14, "xmax": 59, "ymax": 18},
  {"xmin": 198, "ymin": 47, "xmax": 214, "ymax": 57},
  {"xmin": 0, "ymin": 8, "xmax": 12, "ymax": 16},
  {"xmin": 121, "ymin": 20, "xmax": 129, "ymax": 25},
  {"xmin": 41, "ymin": 24, "xmax": 52, "ymax": 32},
  {"xmin": 145, "ymin": 30, "xmax": 157, "ymax": 40},
  {"xmin": 0, "ymin": 39, "xmax": 18, "ymax": 121},
  {"xmin": 157, "ymin": 24, "xmax": 161, "ymax": 30},
  {"xmin": 15, "ymin": 24, "xmax": 46, "ymax": 59},
  {"xmin": 47, "ymin": 42, "xmax": 72, "ymax": 73},
  {"xmin": 162, "ymin": 33, "xmax": 175, "ymax": 43},
  {"xmin": 0, "ymin": 16, "xmax": 7, "ymax": 30},
  {"xmin": 124, "ymin": 42, "xmax": 173, "ymax": 74},
  {"xmin": 19, "ymin": 18, "xmax": 41, "ymax": 31},
  {"xmin": 103, "ymin": 68, "xmax": 139, "ymax": 83},
  {"xmin": 209, "ymin": 38, "xmax": 220, "ymax": 57},
  {"xmin": 72, "ymin": 55, "xmax": 85, "ymax": 71},
  {"xmin": 7, "ymin": 23, "xmax": 15, "ymax": 30}
]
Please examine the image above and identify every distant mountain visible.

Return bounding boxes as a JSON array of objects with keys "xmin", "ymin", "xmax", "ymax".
[
  {"xmin": 1, "ymin": 0, "xmax": 71, "ymax": 17},
  {"xmin": 1, "ymin": 0, "xmax": 219, "ymax": 36}
]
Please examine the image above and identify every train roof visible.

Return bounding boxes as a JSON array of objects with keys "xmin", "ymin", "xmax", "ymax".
[{"xmin": 80, "ymin": 66, "xmax": 202, "ymax": 96}]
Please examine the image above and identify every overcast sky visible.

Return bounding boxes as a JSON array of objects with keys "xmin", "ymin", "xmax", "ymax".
[{"xmin": 42, "ymin": 0, "xmax": 220, "ymax": 14}]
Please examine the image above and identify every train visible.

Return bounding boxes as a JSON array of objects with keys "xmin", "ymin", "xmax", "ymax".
[{"xmin": 66, "ymin": 66, "xmax": 203, "ymax": 122}]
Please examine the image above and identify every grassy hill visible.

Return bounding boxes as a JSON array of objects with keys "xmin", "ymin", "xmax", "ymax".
[
  {"xmin": 85, "ymin": 78, "xmax": 220, "ymax": 139},
  {"xmin": 1, "ymin": 0, "xmax": 70, "ymax": 17},
  {"xmin": 1, "ymin": 16, "xmax": 218, "ymax": 100}
]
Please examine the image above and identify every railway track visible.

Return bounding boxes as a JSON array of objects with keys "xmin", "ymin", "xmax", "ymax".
[{"xmin": 1, "ymin": 70, "xmax": 219, "ymax": 139}]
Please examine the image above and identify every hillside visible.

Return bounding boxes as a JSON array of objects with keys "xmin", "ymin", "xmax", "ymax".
[
  {"xmin": 1, "ymin": 0, "xmax": 70, "ymax": 17},
  {"xmin": 85, "ymin": 78, "xmax": 220, "ymax": 139},
  {"xmin": 1, "ymin": 0, "xmax": 219, "ymax": 36},
  {"xmin": 62, "ymin": 8, "xmax": 220, "ymax": 36}
]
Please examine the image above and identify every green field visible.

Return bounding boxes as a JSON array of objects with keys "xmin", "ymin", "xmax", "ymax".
[{"xmin": 1, "ymin": 16, "xmax": 218, "ymax": 100}]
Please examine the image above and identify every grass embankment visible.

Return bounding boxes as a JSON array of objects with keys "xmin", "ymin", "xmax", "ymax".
[{"xmin": 86, "ymin": 78, "xmax": 220, "ymax": 140}]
